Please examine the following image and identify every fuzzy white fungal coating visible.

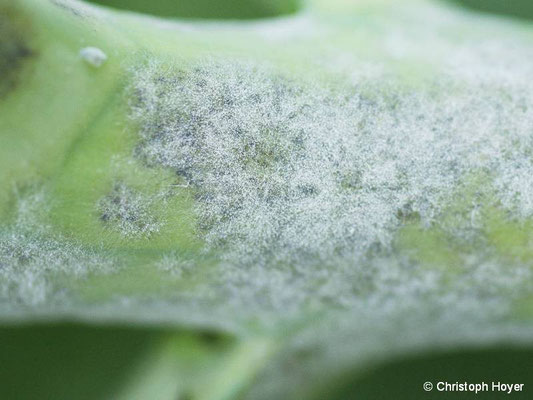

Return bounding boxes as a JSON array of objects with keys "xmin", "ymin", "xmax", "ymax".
[
  {"xmin": 131, "ymin": 59, "xmax": 533, "ymax": 262},
  {"xmin": 126, "ymin": 55, "xmax": 533, "ymax": 323},
  {"xmin": 98, "ymin": 182, "xmax": 161, "ymax": 238},
  {"xmin": 1, "ymin": 2, "xmax": 532, "ymax": 397},
  {"xmin": 0, "ymin": 190, "xmax": 113, "ymax": 305}
]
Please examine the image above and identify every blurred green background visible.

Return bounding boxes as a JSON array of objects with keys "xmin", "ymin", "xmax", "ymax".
[
  {"xmin": 454, "ymin": 0, "xmax": 533, "ymax": 21},
  {"xmin": 86, "ymin": 0, "xmax": 301, "ymax": 19},
  {"xmin": 86, "ymin": 0, "xmax": 533, "ymax": 20}
]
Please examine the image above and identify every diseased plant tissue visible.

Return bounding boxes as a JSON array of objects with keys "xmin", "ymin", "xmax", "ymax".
[
  {"xmin": 3, "ymin": 1, "xmax": 533, "ymax": 397},
  {"xmin": 129, "ymin": 56, "xmax": 533, "ymax": 317}
]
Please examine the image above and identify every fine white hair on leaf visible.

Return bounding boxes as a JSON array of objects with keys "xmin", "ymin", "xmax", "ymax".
[
  {"xmin": 130, "ymin": 59, "xmax": 533, "ymax": 265},
  {"xmin": 97, "ymin": 181, "xmax": 161, "ymax": 238},
  {"xmin": 2, "ymin": 6, "xmax": 533, "ymax": 385},
  {"xmin": 156, "ymin": 251, "xmax": 197, "ymax": 278},
  {"xmin": 0, "ymin": 189, "xmax": 114, "ymax": 306},
  {"xmin": 126, "ymin": 56, "xmax": 533, "ymax": 320},
  {"xmin": 0, "ymin": 230, "xmax": 110, "ymax": 306},
  {"xmin": 79, "ymin": 46, "xmax": 107, "ymax": 68}
]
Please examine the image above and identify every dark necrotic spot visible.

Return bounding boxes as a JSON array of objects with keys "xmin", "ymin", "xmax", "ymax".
[{"xmin": 0, "ymin": 7, "xmax": 36, "ymax": 99}]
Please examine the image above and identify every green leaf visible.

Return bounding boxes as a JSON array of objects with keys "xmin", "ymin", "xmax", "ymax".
[{"xmin": 2, "ymin": 0, "xmax": 533, "ymax": 398}]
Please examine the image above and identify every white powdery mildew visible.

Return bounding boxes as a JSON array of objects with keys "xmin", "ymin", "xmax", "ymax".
[
  {"xmin": 0, "ymin": 231, "xmax": 108, "ymax": 305},
  {"xmin": 0, "ymin": 190, "xmax": 113, "ymax": 306},
  {"xmin": 123, "ymin": 6, "xmax": 533, "ymax": 398},
  {"xmin": 135, "ymin": 63, "xmax": 434, "ymax": 264},
  {"xmin": 156, "ymin": 251, "xmax": 196, "ymax": 278},
  {"xmin": 131, "ymin": 59, "xmax": 533, "ymax": 262},
  {"xmin": 97, "ymin": 181, "xmax": 161, "ymax": 238},
  {"xmin": 445, "ymin": 39, "xmax": 533, "ymax": 219},
  {"xmin": 126, "ymin": 56, "xmax": 533, "ymax": 321}
]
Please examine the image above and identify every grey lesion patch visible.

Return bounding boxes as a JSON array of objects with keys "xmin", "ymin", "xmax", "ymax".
[
  {"xmin": 98, "ymin": 182, "xmax": 161, "ymax": 238},
  {"xmin": 0, "ymin": 7, "xmax": 36, "ymax": 99}
]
